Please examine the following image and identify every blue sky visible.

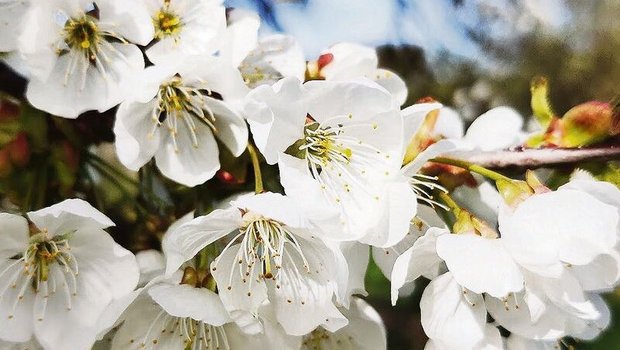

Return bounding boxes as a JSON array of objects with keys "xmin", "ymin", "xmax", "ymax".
[{"xmin": 225, "ymin": 0, "xmax": 570, "ymax": 62}]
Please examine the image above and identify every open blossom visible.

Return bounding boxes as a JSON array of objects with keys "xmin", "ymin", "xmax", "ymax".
[
  {"xmin": 162, "ymin": 192, "xmax": 348, "ymax": 336},
  {"xmin": 245, "ymin": 77, "xmax": 416, "ymax": 247},
  {"xmin": 19, "ymin": 0, "xmax": 153, "ymax": 118},
  {"xmin": 0, "ymin": 199, "xmax": 139, "ymax": 350},
  {"xmin": 143, "ymin": 0, "xmax": 226, "ymax": 65},
  {"xmin": 114, "ymin": 56, "xmax": 248, "ymax": 187},
  {"xmin": 307, "ymin": 42, "xmax": 408, "ymax": 105}
]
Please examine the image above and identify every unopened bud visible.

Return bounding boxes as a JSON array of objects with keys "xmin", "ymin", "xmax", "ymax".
[
  {"xmin": 560, "ymin": 101, "xmax": 613, "ymax": 147},
  {"xmin": 525, "ymin": 170, "xmax": 549, "ymax": 194},
  {"xmin": 452, "ymin": 210, "xmax": 475, "ymax": 234},
  {"xmin": 496, "ymin": 179, "xmax": 533, "ymax": 206}
]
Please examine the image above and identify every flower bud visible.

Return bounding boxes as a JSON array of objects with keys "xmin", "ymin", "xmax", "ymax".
[
  {"xmin": 496, "ymin": 178, "xmax": 533, "ymax": 206},
  {"xmin": 560, "ymin": 101, "xmax": 613, "ymax": 147}
]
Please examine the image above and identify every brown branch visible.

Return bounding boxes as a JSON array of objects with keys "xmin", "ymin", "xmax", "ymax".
[{"xmin": 448, "ymin": 145, "xmax": 620, "ymax": 169}]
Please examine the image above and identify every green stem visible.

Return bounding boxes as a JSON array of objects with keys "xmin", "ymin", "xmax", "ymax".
[
  {"xmin": 431, "ymin": 156, "xmax": 511, "ymax": 182},
  {"xmin": 436, "ymin": 191, "xmax": 461, "ymax": 214},
  {"xmin": 86, "ymin": 152, "xmax": 140, "ymax": 186},
  {"xmin": 88, "ymin": 160, "xmax": 148, "ymax": 215},
  {"xmin": 247, "ymin": 143, "xmax": 264, "ymax": 194}
]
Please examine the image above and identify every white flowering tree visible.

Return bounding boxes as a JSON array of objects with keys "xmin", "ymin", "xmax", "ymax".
[{"xmin": 0, "ymin": 1, "xmax": 619, "ymax": 350}]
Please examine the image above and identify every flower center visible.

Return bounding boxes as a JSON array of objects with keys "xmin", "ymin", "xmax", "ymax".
[
  {"xmin": 0, "ymin": 230, "xmax": 78, "ymax": 321},
  {"xmin": 150, "ymin": 76, "xmax": 219, "ymax": 151},
  {"xmin": 63, "ymin": 16, "xmax": 100, "ymax": 61},
  {"xmin": 238, "ymin": 213, "xmax": 309, "ymax": 281},
  {"xmin": 23, "ymin": 232, "xmax": 77, "ymax": 291},
  {"xmin": 302, "ymin": 328, "xmax": 355, "ymax": 350},
  {"xmin": 153, "ymin": 4, "xmax": 183, "ymax": 39},
  {"xmin": 55, "ymin": 3, "xmax": 129, "ymax": 89},
  {"xmin": 301, "ymin": 122, "xmax": 353, "ymax": 169},
  {"xmin": 212, "ymin": 211, "xmax": 312, "ymax": 296}
]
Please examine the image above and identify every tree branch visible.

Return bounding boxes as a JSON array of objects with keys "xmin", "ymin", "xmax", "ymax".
[{"xmin": 448, "ymin": 145, "xmax": 620, "ymax": 169}]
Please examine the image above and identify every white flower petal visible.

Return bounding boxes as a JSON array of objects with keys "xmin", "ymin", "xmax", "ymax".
[
  {"xmin": 464, "ymin": 107, "xmax": 524, "ymax": 151},
  {"xmin": 420, "ymin": 272, "xmax": 486, "ymax": 350},
  {"xmin": 0, "ymin": 213, "xmax": 29, "ymax": 259},
  {"xmin": 204, "ymin": 98, "xmax": 248, "ymax": 157},
  {"xmin": 162, "ymin": 208, "xmax": 241, "ymax": 276},
  {"xmin": 27, "ymin": 198, "xmax": 115, "ymax": 235},
  {"xmin": 436, "ymin": 233, "xmax": 523, "ymax": 298},
  {"xmin": 244, "ymin": 77, "xmax": 307, "ymax": 164},
  {"xmin": 154, "ymin": 119, "xmax": 220, "ymax": 187},
  {"xmin": 113, "ymin": 99, "xmax": 162, "ymax": 171},
  {"xmin": 390, "ymin": 227, "xmax": 447, "ymax": 305},
  {"xmin": 372, "ymin": 68, "xmax": 408, "ymax": 105},
  {"xmin": 148, "ymin": 283, "xmax": 230, "ymax": 326}
]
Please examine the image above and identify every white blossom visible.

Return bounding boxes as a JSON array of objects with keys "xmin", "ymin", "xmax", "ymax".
[
  {"xmin": 245, "ymin": 77, "xmax": 416, "ymax": 247},
  {"xmin": 0, "ymin": 199, "xmax": 139, "ymax": 350},
  {"xmin": 162, "ymin": 192, "xmax": 348, "ymax": 336},
  {"xmin": 144, "ymin": 0, "xmax": 226, "ymax": 65},
  {"xmin": 19, "ymin": 0, "xmax": 153, "ymax": 118},
  {"xmin": 114, "ymin": 56, "xmax": 248, "ymax": 187}
]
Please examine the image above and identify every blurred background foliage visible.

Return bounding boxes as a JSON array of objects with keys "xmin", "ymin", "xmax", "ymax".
[{"xmin": 1, "ymin": 0, "xmax": 620, "ymax": 349}]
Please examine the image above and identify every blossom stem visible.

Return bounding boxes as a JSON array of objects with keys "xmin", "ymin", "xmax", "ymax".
[
  {"xmin": 247, "ymin": 143, "xmax": 264, "ymax": 194},
  {"xmin": 436, "ymin": 191, "xmax": 462, "ymax": 214},
  {"xmin": 431, "ymin": 156, "xmax": 511, "ymax": 182}
]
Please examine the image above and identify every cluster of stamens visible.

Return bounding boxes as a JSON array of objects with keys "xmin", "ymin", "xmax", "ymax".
[
  {"xmin": 153, "ymin": 1, "xmax": 183, "ymax": 40},
  {"xmin": 212, "ymin": 212, "xmax": 312, "ymax": 298},
  {"xmin": 151, "ymin": 76, "xmax": 218, "ymax": 152},
  {"xmin": 301, "ymin": 122, "xmax": 352, "ymax": 170},
  {"xmin": 131, "ymin": 310, "xmax": 230, "ymax": 350},
  {"xmin": 57, "ymin": 5, "xmax": 128, "ymax": 89},
  {"xmin": 409, "ymin": 173, "xmax": 448, "ymax": 209},
  {"xmin": 295, "ymin": 117, "xmax": 387, "ymax": 205},
  {"xmin": 0, "ymin": 230, "xmax": 78, "ymax": 321}
]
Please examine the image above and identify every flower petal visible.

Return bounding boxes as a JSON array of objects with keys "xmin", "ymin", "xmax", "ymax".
[
  {"xmin": 27, "ymin": 198, "xmax": 115, "ymax": 236},
  {"xmin": 436, "ymin": 233, "xmax": 524, "ymax": 298},
  {"xmin": 162, "ymin": 207, "xmax": 241, "ymax": 276}
]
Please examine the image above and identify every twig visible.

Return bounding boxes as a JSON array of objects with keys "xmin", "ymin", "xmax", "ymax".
[{"xmin": 446, "ymin": 145, "xmax": 620, "ymax": 169}]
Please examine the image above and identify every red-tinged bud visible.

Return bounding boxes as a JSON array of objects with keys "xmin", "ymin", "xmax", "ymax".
[
  {"xmin": 216, "ymin": 170, "xmax": 238, "ymax": 184},
  {"xmin": 0, "ymin": 148, "xmax": 12, "ymax": 177},
  {"xmin": 7, "ymin": 132, "xmax": 30, "ymax": 167},
  {"xmin": 560, "ymin": 101, "xmax": 613, "ymax": 147},
  {"xmin": 525, "ymin": 170, "xmax": 550, "ymax": 194},
  {"xmin": 317, "ymin": 53, "xmax": 334, "ymax": 71},
  {"xmin": 416, "ymin": 96, "xmax": 438, "ymax": 104}
]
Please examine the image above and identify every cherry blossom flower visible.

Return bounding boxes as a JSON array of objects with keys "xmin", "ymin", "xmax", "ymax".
[
  {"xmin": 162, "ymin": 192, "xmax": 348, "ymax": 336},
  {"xmin": 19, "ymin": 0, "xmax": 153, "ymax": 118},
  {"xmin": 114, "ymin": 56, "xmax": 248, "ymax": 186},
  {"xmin": 0, "ymin": 199, "xmax": 139, "ymax": 350},
  {"xmin": 245, "ymin": 77, "xmax": 416, "ymax": 247},
  {"xmin": 143, "ymin": 0, "xmax": 226, "ymax": 65}
]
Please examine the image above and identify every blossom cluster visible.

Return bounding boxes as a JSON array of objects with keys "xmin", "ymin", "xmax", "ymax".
[{"xmin": 1, "ymin": 1, "xmax": 619, "ymax": 350}]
